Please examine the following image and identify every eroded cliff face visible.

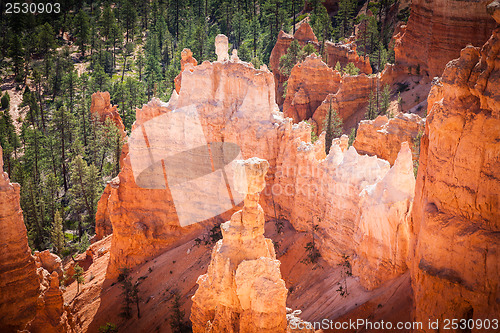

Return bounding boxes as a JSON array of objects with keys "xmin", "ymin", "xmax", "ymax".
[
  {"xmin": 105, "ymin": 43, "xmax": 281, "ymax": 278},
  {"xmin": 393, "ymin": 0, "xmax": 496, "ymax": 79},
  {"xmin": 0, "ymin": 146, "xmax": 72, "ymax": 333},
  {"xmin": 191, "ymin": 158, "xmax": 288, "ymax": 333},
  {"xmin": 272, "ymin": 125, "xmax": 415, "ymax": 289},
  {"xmin": 90, "ymin": 91, "xmax": 126, "ymax": 138},
  {"xmin": 283, "ymin": 54, "xmax": 342, "ymax": 123},
  {"xmin": 354, "ymin": 113, "xmax": 425, "ymax": 165},
  {"xmin": 0, "ymin": 146, "xmax": 40, "ymax": 331},
  {"xmin": 411, "ymin": 8, "xmax": 500, "ymax": 327},
  {"xmin": 269, "ymin": 22, "xmax": 319, "ymax": 106},
  {"xmin": 269, "ymin": 21, "xmax": 370, "ymax": 107}
]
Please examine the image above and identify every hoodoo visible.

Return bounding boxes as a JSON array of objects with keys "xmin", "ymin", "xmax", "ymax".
[{"xmin": 191, "ymin": 157, "xmax": 288, "ymax": 333}]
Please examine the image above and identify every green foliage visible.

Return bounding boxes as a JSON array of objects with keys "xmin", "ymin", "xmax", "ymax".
[
  {"xmin": 365, "ymin": 83, "xmax": 392, "ymax": 120},
  {"xmin": 334, "ymin": 61, "xmax": 341, "ymax": 72},
  {"xmin": 348, "ymin": 127, "xmax": 356, "ymax": 147},
  {"xmin": 336, "ymin": 0, "xmax": 357, "ymax": 39},
  {"xmin": 301, "ymin": 217, "xmax": 321, "ymax": 265},
  {"xmin": 279, "ymin": 40, "xmax": 303, "ymax": 77},
  {"xmin": 51, "ymin": 211, "xmax": 65, "ymax": 255},
  {"xmin": 1, "ymin": 92, "xmax": 10, "ymax": 109},
  {"xmin": 324, "ymin": 100, "xmax": 343, "ymax": 155},
  {"xmin": 413, "ymin": 130, "xmax": 424, "ymax": 178},
  {"xmin": 170, "ymin": 293, "xmax": 191, "ymax": 333},
  {"xmin": 336, "ymin": 254, "xmax": 352, "ymax": 297},
  {"xmin": 343, "ymin": 62, "xmax": 360, "ymax": 76},
  {"xmin": 73, "ymin": 263, "xmax": 85, "ymax": 294},
  {"xmin": 99, "ymin": 323, "xmax": 118, "ymax": 333}
]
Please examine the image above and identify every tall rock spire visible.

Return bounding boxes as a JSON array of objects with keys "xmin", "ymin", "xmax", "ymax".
[{"xmin": 191, "ymin": 157, "xmax": 288, "ymax": 333}]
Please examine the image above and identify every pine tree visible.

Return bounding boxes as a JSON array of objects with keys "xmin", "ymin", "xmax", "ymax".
[
  {"xmin": 343, "ymin": 62, "xmax": 360, "ymax": 76},
  {"xmin": 51, "ymin": 210, "xmax": 65, "ymax": 255},
  {"xmin": 278, "ymin": 40, "xmax": 304, "ymax": 77},
  {"xmin": 36, "ymin": 23, "xmax": 56, "ymax": 57},
  {"xmin": 73, "ymin": 263, "xmax": 85, "ymax": 294},
  {"xmin": 324, "ymin": 98, "xmax": 343, "ymax": 154}
]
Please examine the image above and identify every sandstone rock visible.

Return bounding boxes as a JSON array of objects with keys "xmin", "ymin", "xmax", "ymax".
[
  {"xmin": 215, "ymin": 34, "xmax": 229, "ymax": 62},
  {"xmin": 269, "ymin": 22, "xmax": 320, "ymax": 105},
  {"xmin": 354, "ymin": 113, "xmax": 425, "ymax": 165},
  {"xmin": 94, "ymin": 183, "xmax": 113, "ymax": 241},
  {"xmin": 324, "ymin": 39, "xmax": 372, "ymax": 74},
  {"xmin": 311, "ymin": 74, "xmax": 377, "ymax": 134},
  {"xmin": 0, "ymin": 145, "xmax": 40, "ymax": 332},
  {"xmin": 25, "ymin": 272, "xmax": 71, "ymax": 333},
  {"xmin": 283, "ymin": 54, "xmax": 342, "ymax": 123},
  {"xmin": 191, "ymin": 157, "xmax": 288, "ymax": 333},
  {"xmin": 0, "ymin": 146, "xmax": 70, "ymax": 332},
  {"xmin": 411, "ymin": 20, "xmax": 500, "ymax": 329},
  {"xmin": 174, "ymin": 48, "xmax": 198, "ymax": 93},
  {"xmin": 35, "ymin": 250, "xmax": 64, "ymax": 280},
  {"xmin": 393, "ymin": 0, "xmax": 496, "ymax": 79},
  {"xmin": 352, "ymin": 142, "xmax": 415, "ymax": 289},
  {"xmin": 104, "ymin": 37, "xmax": 281, "ymax": 278},
  {"xmin": 90, "ymin": 91, "xmax": 126, "ymax": 137}
]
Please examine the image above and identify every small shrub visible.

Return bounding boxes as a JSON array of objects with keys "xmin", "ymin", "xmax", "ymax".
[
  {"xmin": 1, "ymin": 92, "xmax": 10, "ymax": 109},
  {"xmin": 99, "ymin": 323, "xmax": 118, "ymax": 333},
  {"xmin": 336, "ymin": 254, "xmax": 352, "ymax": 297}
]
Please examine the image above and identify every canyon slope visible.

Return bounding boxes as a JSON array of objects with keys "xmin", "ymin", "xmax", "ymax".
[{"xmin": 411, "ymin": 4, "xmax": 500, "ymax": 326}]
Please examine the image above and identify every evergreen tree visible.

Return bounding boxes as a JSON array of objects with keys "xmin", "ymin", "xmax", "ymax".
[
  {"xmin": 73, "ymin": 263, "xmax": 85, "ymax": 294},
  {"xmin": 324, "ymin": 98, "xmax": 343, "ymax": 154},
  {"xmin": 51, "ymin": 210, "xmax": 65, "ymax": 255}
]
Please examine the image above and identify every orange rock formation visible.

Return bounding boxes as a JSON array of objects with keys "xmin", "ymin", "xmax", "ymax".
[
  {"xmin": 174, "ymin": 48, "xmax": 198, "ymax": 93},
  {"xmin": 283, "ymin": 54, "xmax": 342, "ymax": 123},
  {"xmin": 0, "ymin": 145, "xmax": 40, "ymax": 331},
  {"xmin": 270, "ymin": 21, "xmax": 371, "ymax": 106},
  {"xmin": 191, "ymin": 158, "xmax": 288, "ymax": 333},
  {"xmin": 0, "ymin": 145, "xmax": 72, "ymax": 332},
  {"xmin": 393, "ymin": 0, "xmax": 496, "ymax": 79},
  {"xmin": 90, "ymin": 91, "xmax": 126, "ymax": 137},
  {"xmin": 411, "ymin": 6, "xmax": 500, "ymax": 326},
  {"xmin": 354, "ymin": 113, "xmax": 425, "ymax": 165}
]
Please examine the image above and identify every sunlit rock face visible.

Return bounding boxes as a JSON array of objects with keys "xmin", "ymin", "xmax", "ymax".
[
  {"xmin": 271, "ymin": 124, "xmax": 416, "ymax": 288},
  {"xmin": 104, "ymin": 37, "xmax": 282, "ymax": 278},
  {"xmin": 100, "ymin": 34, "xmax": 418, "ymax": 291},
  {"xmin": 354, "ymin": 113, "xmax": 425, "ymax": 165},
  {"xmin": 411, "ymin": 8, "xmax": 500, "ymax": 327},
  {"xmin": 311, "ymin": 73, "xmax": 377, "ymax": 134},
  {"xmin": 0, "ymin": 146, "xmax": 71, "ymax": 333},
  {"xmin": 269, "ymin": 21, "xmax": 370, "ymax": 107},
  {"xmin": 191, "ymin": 158, "xmax": 288, "ymax": 333},
  {"xmin": 283, "ymin": 54, "xmax": 342, "ymax": 123},
  {"xmin": 174, "ymin": 48, "xmax": 198, "ymax": 93},
  {"xmin": 352, "ymin": 142, "xmax": 415, "ymax": 289},
  {"xmin": 0, "ymin": 146, "xmax": 40, "ymax": 331},
  {"xmin": 393, "ymin": 0, "xmax": 496, "ymax": 79},
  {"xmin": 269, "ymin": 22, "xmax": 319, "ymax": 106}
]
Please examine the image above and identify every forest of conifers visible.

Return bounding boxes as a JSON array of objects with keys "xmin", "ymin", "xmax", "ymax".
[{"xmin": 0, "ymin": 0, "xmax": 403, "ymax": 256}]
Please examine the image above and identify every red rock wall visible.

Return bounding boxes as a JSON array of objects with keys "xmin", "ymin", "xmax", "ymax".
[
  {"xmin": 354, "ymin": 113, "xmax": 425, "ymax": 165},
  {"xmin": 394, "ymin": 0, "xmax": 496, "ymax": 79},
  {"xmin": 0, "ymin": 146, "xmax": 40, "ymax": 332},
  {"xmin": 269, "ymin": 22, "xmax": 319, "ymax": 106},
  {"xmin": 411, "ymin": 13, "xmax": 500, "ymax": 328},
  {"xmin": 283, "ymin": 54, "xmax": 342, "ymax": 123}
]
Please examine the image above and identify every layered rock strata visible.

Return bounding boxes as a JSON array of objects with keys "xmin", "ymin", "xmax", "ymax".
[
  {"xmin": 104, "ymin": 36, "xmax": 281, "ymax": 278},
  {"xmin": 0, "ymin": 146, "xmax": 71, "ymax": 332},
  {"xmin": 354, "ymin": 113, "xmax": 425, "ymax": 165},
  {"xmin": 283, "ymin": 54, "xmax": 342, "ymax": 123},
  {"xmin": 393, "ymin": 0, "xmax": 496, "ymax": 79},
  {"xmin": 191, "ymin": 157, "xmax": 287, "ymax": 333},
  {"xmin": 411, "ymin": 8, "xmax": 500, "ymax": 327},
  {"xmin": 270, "ymin": 21, "xmax": 371, "ymax": 106},
  {"xmin": 0, "ymin": 145, "xmax": 40, "ymax": 332}
]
